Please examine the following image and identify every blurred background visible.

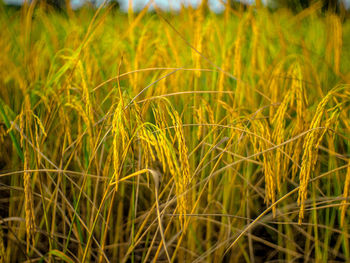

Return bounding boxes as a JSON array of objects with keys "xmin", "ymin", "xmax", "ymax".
[{"xmin": 2, "ymin": 0, "xmax": 350, "ymax": 12}]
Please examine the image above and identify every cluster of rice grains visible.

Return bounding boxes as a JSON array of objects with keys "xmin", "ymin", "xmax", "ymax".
[{"xmin": 0, "ymin": 2, "xmax": 349, "ymax": 262}]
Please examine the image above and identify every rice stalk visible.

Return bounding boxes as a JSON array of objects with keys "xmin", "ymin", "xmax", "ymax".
[
  {"xmin": 233, "ymin": 20, "xmax": 243, "ymax": 104},
  {"xmin": 272, "ymin": 62, "xmax": 307, "ymax": 188},
  {"xmin": 194, "ymin": 104, "xmax": 204, "ymax": 140},
  {"xmin": 192, "ymin": 6, "xmax": 204, "ymax": 79},
  {"xmin": 251, "ymin": 17, "xmax": 259, "ymax": 72},
  {"xmin": 112, "ymin": 100, "xmax": 128, "ymax": 191},
  {"xmin": 252, "ymin": 119, "xmax": 276, "ymax": 215},
  {"xmin": 271, "ymin": 88, "xmax": 291, "ymax": 191},
  {"xmin": 298, "ymin": 86, "xmax": 345, "ymax": 224},
  {"xmin": 168, "ymin": 106, "xmax": 191, "ymax": 227},
  {"xmin": 289, "ymin": 63, "xmax": 308, "ymax": 179},
  {"xmin": 268, "ymin": 64, "xmax": 283, "ymax": 120}
]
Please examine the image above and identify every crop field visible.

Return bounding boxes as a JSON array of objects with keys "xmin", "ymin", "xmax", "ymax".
[{"xmin": 0, "ymin": 1, "xmax": 350, "ymax": 262}]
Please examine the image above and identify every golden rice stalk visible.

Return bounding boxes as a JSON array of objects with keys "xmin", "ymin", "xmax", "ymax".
[
  {"xmin": 253, "ymin": 120, "xmax": 276, "ymax": 215},
  {"xmin": 136, "ymin": 107, "xmax": 159, "ymax": 170},
  {"xmin": 233, "ymin": 13, "xmax": 251, "ymax": 103},
  {"xmin": 65, "ymin": 98, "xmax": 94, "ymax": 151},
  {"xmin": 272, "ymin": 89, "xmax": 291, "ymax": 191},
  {"xmin": 32, "ymin": 112, "xmax": 47, "ymax": 165},
  {"xmin": 341, "ymin": 160, "xmax": 350, "ymax": 226},
  {"xmin": 205, "ymin": 102, "xmax": 215, "ymax": 125},
  {"xmin": 298, "ymin": 87, "xmax": 343, "ymax": 224},
  {"xmin": 32, "ymin": 113, "xmax": 47, "ymax": 138},
  {"xmin": 78, "ymin": 61, "xmax": 94, "ymax": 124},
  {"xmin": 218, "ymin": 48, "xmax": 232, "ymax": 96},
  {"xmin": 0, "ymin": 224, "xmax": 5, "ymax": 263},
  {"xmin": 141, "ymin": 123, "xmax": 177, "ymax": 179},
  {"xmin": 233, "ymin": 24, "xmax": 242, "ymax": 83},
  {"xmin": 19, "ymin": 110, "xmax": 25, "ymax": 147},
  {"xmin": 268, "ymin": 64, "xmax": 283, "ymax": 121},
  {"xmin": 133, "ymin": 104, "xmax": 152, "ymax": 169},
  {"xmin": 193, "ymin": 6, "xmax": 204, "ymax": 78},
  {"xmin": 23, "ymin": 148, "xmax": 35, "ymax": 253},
  {"xmin": 251, "ymin": 18, "xmax": 259, "ymax": 71},
  {"xmin": 261, "ymin": 124, "xmax": 275, "ymax": 212},
  {"xmin": 156, "ymin": 132, "xmax": 174, "ymax": 175},
  {"xmin": 168, "ymin": 106, "xmax": 191, "ymax": 227},
  {"xmin": 112, "ymin": 101, "xmax": 128, "ymax": 191},
  {"xmin": 102, "ymin": 149, "xmax": 113, "ymax": 179},
  {"xmin": 139, "ymin": 128, "xmax": 153, "ymax": 169},
  {"xmin": 194, "ymin": 105, "xmax": 204, "ymax": 140},
  {"xmin": 272, "ymin": 63, "xmax": 307, "ymax": 184},
  {"xmin": 136, "ymin": 106, "xmax": 180, "ymax": 198},
  {"xmin": 145, "ymin": 128, "xmax": 158, "ymax": 162},
  {"xmin": 152, "ymin": 105, "xmax": 167, "ymax": 131},
  {"xmin": 194, "ymin": 99, "xmax": 215, "ymax": 140},
  {"xmin": 151, "ymin": 103, "xmax": 178, "ymax": 173},
  {"xmin": 65, "ymin": 99, "xmax": 91, "ymax": 129},
  {"xmin": 290, "ymin": 63, "xmax": 307, "ymax": 126},
  {"xmin": 289, "ymin": 63, "xmax": 307, "ymax": 179},
  {"xmin": 288, "ymin": 129, "xmax": 304, "ymax": 181}
]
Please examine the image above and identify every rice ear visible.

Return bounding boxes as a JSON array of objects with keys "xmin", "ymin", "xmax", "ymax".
[
  {"xmin": 166, "ymin": 105, "xmax": 191, "ymax": 227},
  {"xmin": 112, "ymin": 100, "xmax": 128, "ymax": 191},
  {"xmin": 298, "ymin": 86, "xmax": 345, "ymax": 224},
  {"xmin": 252, "ymin": 119, "xmax": 276, "ymax": 216}
]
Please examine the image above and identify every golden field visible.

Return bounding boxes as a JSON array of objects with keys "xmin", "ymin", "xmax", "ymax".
[{"xmin": 0, "ymin": 1, "xmax": 350, "ymax": 262}]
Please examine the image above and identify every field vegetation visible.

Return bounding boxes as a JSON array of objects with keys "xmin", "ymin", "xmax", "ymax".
[{"xmin": 0, "ymin": 0, "xmax": 350, "ymax": 262}]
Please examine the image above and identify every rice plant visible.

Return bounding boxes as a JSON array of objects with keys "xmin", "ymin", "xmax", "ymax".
[{"xmin": 0, "ymin": 1, "xmax": 349, "ymax": 262}]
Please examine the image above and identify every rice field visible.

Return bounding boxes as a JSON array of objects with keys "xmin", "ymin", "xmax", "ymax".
[{"xmin": 0, "ymin": 1, "xmax": 350, "ymax": 262}]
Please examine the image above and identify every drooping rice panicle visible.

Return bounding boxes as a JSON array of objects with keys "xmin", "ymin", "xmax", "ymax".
[{"xmin": 298, "ymin": 86, "xmax": 345, "ymax": 224}]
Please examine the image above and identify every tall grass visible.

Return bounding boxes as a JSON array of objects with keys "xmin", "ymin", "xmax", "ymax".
[{"xmin": 0, "ymin": 1, "xmax": 349, "ymax": 262}]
